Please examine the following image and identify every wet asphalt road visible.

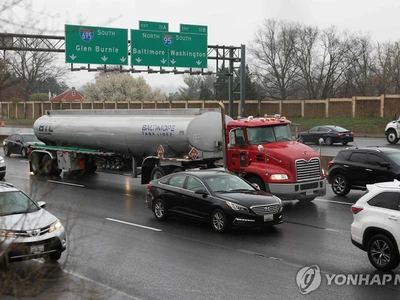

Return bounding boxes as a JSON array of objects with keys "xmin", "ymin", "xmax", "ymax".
[{"xmin": 1, "ymin": 138, "xmax": 400, "ymax": 300}]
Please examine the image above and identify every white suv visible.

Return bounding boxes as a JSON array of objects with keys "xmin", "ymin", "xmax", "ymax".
[
  {"xmin": 0, "ymin": 182, "xmax": 66, "ymax": 267},
  {"xmin": 351, "ymin": 181, "xmax": 400, "ymax": 271}
]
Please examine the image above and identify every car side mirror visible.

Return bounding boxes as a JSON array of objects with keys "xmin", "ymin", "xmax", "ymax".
[
  {"xmin": 380, "ymin": 161, "xmax": 390, "ymax": 168},
  {"xmin": 16, "ymin": 140, "xmax": 21, "ymax": 143},
  {"xmin": 195, "ymin": 189, "xmax": 208, "ymax": 197},
  {"xmin": 37, "ymin": 200, "xmax": 46, "ymax": 208}
]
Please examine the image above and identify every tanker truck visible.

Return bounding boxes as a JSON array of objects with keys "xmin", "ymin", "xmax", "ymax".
[{"xmin": 29, "ymin": 107, "xmax": 326, "ymax": 202}]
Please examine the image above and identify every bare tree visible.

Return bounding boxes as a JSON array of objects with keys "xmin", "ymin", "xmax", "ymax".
[
  {"xmin": 371, "ymin": 42, "xmax": 393, "ymax": 95},
  {"xmin": 341, "ymin": 34, "xmax": 375, "ymax": 96},
  {"xmin": 294, "ymin": 25, "xmax": 353, "ymax": 99},
  {"xmin": 8, "ymin": 38, "xmax": 67, "ymax": 116},
  {"xmin": 249, "ymin": 19, "xmax": 300, "ymax": 100},
  {"xmin": 387, "ymin": 41, "xmax": 400, "ymax": 93}
]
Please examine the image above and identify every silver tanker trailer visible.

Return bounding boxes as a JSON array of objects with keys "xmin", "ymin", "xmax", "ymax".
[{"xmin": 30, "ymin": 108, "xmax": 232, "ymax": 183}]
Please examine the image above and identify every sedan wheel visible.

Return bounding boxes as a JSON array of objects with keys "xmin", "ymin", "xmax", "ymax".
[
  {"xmin": 331, "ymin": 174, "xmax": 350, "ymax": 196},
  {"xmin": 3, "ymin": 145, "xmax": 10, "ymax": 157},
  {"xmin": 21, "ymin": 147, "xmax": 27, "ymax": 158},
  {"xmin": 324, "ymin": 137, "xmax": 333, "ymax": 146},
  {"xmin": 211, "ymin": 209, "xmax": 227, "ymax": 233},
  {"xmin": 44, "ymin": 251, "xmax": 62, "ymax": 263},
  {"xmin": 153, "ymin": 199, "xmax": 168, "ymax": 221},
  {"xmin": 367, "ymin": 234, "xmax": 400, "ymax": 271}
]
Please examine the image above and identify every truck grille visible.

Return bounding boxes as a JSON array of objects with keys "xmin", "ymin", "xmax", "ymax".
[
  {"xmin": 251, "ymin": 204, "xmax": 281, "ymax": 215},
  {"xmin": 296, "ymin": 158, "xmax": 321, "ymax": 182}
]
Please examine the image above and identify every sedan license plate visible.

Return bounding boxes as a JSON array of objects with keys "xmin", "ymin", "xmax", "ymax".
[
  {"xmin": 30, "ymin": 244, "xmax": 44, "ymax": 254},
  {"xmin": 306, "ymin": 190, "xmax": 313, "ymax": 196},
  {"xmin": 264, "ymin": 214, "xmax": 273, "ymax": 222}
]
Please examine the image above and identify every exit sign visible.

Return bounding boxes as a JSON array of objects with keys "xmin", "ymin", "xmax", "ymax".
[
  {"xmin": 180, "ymin": 24, "xmax": 207, "ymax": 35},
  {"xmin": 139, "ymin": 21, "xmax": 169, "ymax": 32}
]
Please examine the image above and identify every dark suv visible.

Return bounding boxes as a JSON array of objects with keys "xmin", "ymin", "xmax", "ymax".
[{"xmin": 327, "ymin": 147, "xmax": 400, "ymax": 196}]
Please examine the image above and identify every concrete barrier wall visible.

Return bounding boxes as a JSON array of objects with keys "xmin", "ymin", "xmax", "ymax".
[{"xmin": 1, "ymin": 94, "xmax": 400, "ymax": 119}]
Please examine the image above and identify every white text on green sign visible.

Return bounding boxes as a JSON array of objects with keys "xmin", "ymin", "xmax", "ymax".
[
  {"xmin": 131, "ymin": 30, "xmax": 208, "ymax": 68},
  {"xmin": 65, "ymin": 24, "xmax": 128, "ymax": 65}
]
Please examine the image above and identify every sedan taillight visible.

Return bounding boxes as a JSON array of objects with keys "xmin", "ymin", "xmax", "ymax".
[
  {"xmin": 351, "ymin": 206, "xmax": 363, "ymax": 214},
  {"xmin": 147, "ymin": 184, "xmax": 152, "ymax": 190}
]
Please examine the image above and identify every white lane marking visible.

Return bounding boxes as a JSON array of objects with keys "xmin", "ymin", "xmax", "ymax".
[
  {"xmin": 66, "ymin": 270, "xmax": 142, "ymax": 300},
  {"xmin": 47, "ymin": 180, "xmax": 85, "ymax": 188},
  {"xmin": 106, "ymin": 217, "xmax": 162, "ymax": 232},
  {"xmin": 314, "ymin": 198, "xmax": 353, "ymax": 205}
]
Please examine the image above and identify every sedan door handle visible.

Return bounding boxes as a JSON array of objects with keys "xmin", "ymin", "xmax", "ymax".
[
  {"xmin": 366, "ymin": 169, "xmax": 372, "ymax": 171},
  {"xmin": 388, "ymin": 215, "xmax": 398, "ymax": 221}
]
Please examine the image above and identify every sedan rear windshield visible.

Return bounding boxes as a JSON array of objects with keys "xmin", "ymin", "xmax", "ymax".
[{"xmin": 329, "ymin": 126, "xmax": 348, "ymax": 132}]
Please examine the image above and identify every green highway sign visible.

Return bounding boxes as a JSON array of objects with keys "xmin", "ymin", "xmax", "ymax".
[
  {"xmin": 180, "ymin": 24, "xmax": 207, "ymax": 35},
  {"xmin": 130, "ymin": 29, "xmax": 208, "ymax": 68},
  {"xmin": 139, "ymin": 21, "xmax": 168, "ymax": 32},
  {"xmin": 65, "ymin": 24, "xmax": 128, "ymax": 65}
]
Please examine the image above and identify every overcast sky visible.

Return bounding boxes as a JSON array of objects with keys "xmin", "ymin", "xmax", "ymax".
[{"xmin": 9, "ymin": 0, "xmax": 400, "ymax": 93}]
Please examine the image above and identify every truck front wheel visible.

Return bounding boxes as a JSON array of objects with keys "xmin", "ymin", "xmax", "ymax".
[
  {"xmin": 247, "ymin": 176, "xmax": 266, "ymax": 191},
  {"xmin": 42, "ymin": 155, "xmax": 56, "ymax": 176},
  {"xmin": 386, "ymin": 129, "xmax": 399, "ymax": 144},
  {"xmin": 30, "ymin": 153, "xmax": 41, "ymax": 175}
]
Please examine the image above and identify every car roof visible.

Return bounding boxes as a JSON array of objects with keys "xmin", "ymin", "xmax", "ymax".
[
  {"xmin": 371, "ymin": 181, "xmax": 400, "ymax": 189},
  {"xmin": 339, "ymin": 146, "xmax": 399, "ymax": 153},
  {"xmin": 177, "ymin": 169, "xmax": 234, "ymax": 178}
]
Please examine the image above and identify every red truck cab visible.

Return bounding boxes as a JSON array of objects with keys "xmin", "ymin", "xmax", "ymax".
[{"xmin": 225, "ymin": 115, "xmax": 326, "ymax": 202}]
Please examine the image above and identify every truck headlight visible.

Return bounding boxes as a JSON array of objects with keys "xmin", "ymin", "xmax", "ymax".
[
  {"xmin": 226, "ymin": 201, "xmax": 249, "ymax": 212},
  {"xmin": 270, "ymin": 174, "xmax": 288, "ymax": 180},
  {"xmin": 49, "ymin": 220, "xmax": 62, "ymax": 233}
]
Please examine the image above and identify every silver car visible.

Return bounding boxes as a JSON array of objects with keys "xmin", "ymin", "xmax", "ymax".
[{"xmin": 0, "ymin": 182, "xmax": 66, "ymax": 266}]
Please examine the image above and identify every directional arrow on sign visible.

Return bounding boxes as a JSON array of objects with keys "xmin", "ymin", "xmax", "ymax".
[
  {"xmin": 161, "ymin": 58, "xmax": 166, "ymax": 64},
  {"xmin": 120, "ymin": 57, "xmax": 126, "ymax": 62},
  {"xmin": 171, "ymin": 59, "xmax": 176, "ymax": 65},
  {"xmin": 69, "ymin": 54, "xmax": 77, "ymax": 60},
  {"xmin": 136, "ymin": 57, "xmax": 142, "ymax": 63},
  {"xmin": 196, "ymin": 60, "xmax": 202, "ymax": 65},
  {"xmin": 101, "ymin": 56, "xmax": 108, "ymax": 61}
]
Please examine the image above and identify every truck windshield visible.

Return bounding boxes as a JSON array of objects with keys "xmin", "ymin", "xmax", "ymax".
[{"xmin": 246, "ymin": 124, "xmax": 293, "ymax": 145}]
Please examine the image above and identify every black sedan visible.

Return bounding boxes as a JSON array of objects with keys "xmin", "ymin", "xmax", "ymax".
[
  {"xmin": 298, "ymin": 125, "xmax": 354, "ymax": 146},
  {"xmin": 3, "ymin": 133, "xmax": 43, "ymax": 158},
  {"xmin": 146, "ymin": 170, "xmax": 283, "ymax": 233}
]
